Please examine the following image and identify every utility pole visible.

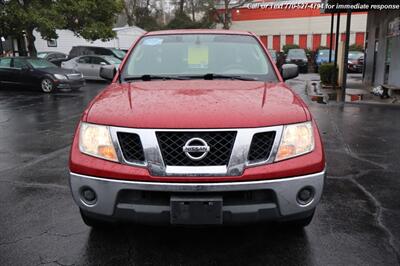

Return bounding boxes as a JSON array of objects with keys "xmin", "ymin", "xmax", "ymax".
[
  {"xmin": 341, "ymin": 10, "xmax": 352, "ymax": 102},
  {"xmin": 329, "ymin": 13, "xmax": 334, "ymax": 63}
]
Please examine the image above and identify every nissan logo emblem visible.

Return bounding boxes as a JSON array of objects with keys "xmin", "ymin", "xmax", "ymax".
[{"xmin": 182, "ymin": 138, "xmax": 210, "ymax": 161}]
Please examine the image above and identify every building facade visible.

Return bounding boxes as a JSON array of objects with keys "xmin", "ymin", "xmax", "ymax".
[
  {"xmin": 33, "ymin": 26, "xmax": 145, "ymax": 54},
  {"xmin": 228, "ymin": 0, "xmax": 367, "ymax": 52},
  {"xmin": 363, "ymin": 10, "xmax": 400, "ymax": 87}
]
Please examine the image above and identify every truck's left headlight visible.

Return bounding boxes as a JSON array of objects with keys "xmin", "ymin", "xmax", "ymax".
[
  {"xmin": 275, "ymin": 122, "xmax": 314, "ymax": 161},
  {"xmin": 79, "ymin": 122, "xmax": 118, "ymax": 162}
]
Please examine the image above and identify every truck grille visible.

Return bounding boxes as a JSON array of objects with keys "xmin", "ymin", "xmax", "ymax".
[
  {"xmin": 117, "ymin": 132, "xmax": 145, "ymax": 163},
  {"xmin": 248, "ymin": 132, "xmax": 276, "ymax": 162},
  {"xmin": 156, "ymin": 131, "xmax": 236, "ymax": 166}
]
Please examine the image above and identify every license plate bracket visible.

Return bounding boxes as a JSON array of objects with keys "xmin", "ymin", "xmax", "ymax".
[{"xmin": 170, "ymin": 196, "xmax": 223, "ymax": 225}]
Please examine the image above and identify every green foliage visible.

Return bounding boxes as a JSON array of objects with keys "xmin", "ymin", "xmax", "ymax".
[
  {"xmin": 317, "ymin": 46, "xmax": 329, "ymax": 51},
  {"xmin": 0, "ymin": 0, "xmax": 123, "ymax": 55},
  {"xmin": 165, "ymin": 11, "xmax": 213, "ymax": 29},
  {"xmin": 349, "ymin": 43, "xmax": 364, "ymax": 51},
  {"xmin": 133, "ymin": 7, "xmax": 161, "ymax": 31},
  {"xmin": 319, "ymin": 63, "xmax": 337, "ymax": 85},
  {"xmin": 282, "ymin": 44, "xmax": 300, "ymax": 54}
]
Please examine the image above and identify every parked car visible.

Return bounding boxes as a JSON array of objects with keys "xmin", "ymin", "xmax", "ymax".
[
  {"xmin": 70, "ymin": 30, "xmax": 325, "ymax": 228},
  {"xmin": 0, "ymin": 57, "xmax": 84, "ymax": 93},
  {"xmin": 348, "ymin": 51, "xmax": 364, "ymax": 73},
  {"xmin": 315, "ymin": 49, "xmax": 335, "ymax": 72},
  {"xmin": 268, "ymin": 49, "xmax": 277, "ymax": 64},
  {"xmin": 68, "ymin": 46, "xmax": 126, "ymax": 60},
  {"xmin": 37, "ymin": 51, "xmax": 68, "ymax": 66},
  {"xmin": 285, "ymin": 48, "xmax": 308, "ymax": 73},
  {"xmin": 61, "ymin": 55, "xmax": 121, "ymax": 80}
]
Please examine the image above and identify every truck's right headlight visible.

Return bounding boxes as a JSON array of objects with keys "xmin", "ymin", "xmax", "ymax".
[
  {"xmin": 275, "ymin": 122, "xmax": 314, "ymax": 161},
  {"xmin": 79, "ymin": 122, "xmax": 118, "ymax": 162}
]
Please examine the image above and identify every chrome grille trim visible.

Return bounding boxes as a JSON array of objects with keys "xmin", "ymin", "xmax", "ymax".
[
  {"xmin": 109, "ymin": 126, "xmax": 283, "ymax": 177},
  {"xmin": 66, "ymin": 73, "xmax": 82, "ymax": 80}
]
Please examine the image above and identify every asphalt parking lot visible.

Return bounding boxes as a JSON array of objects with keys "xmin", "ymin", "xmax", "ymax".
[{"xmin": 1, "ymin": 77, "xmax": 400, "ymax": 266}]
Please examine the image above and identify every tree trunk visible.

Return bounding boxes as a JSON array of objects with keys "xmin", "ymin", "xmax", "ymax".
[
  {"xmin": 26, "ymin": 28, "xmax": 37, "ymax": 56},
  {"xmin": 223, "ymin": 0, "xmax": 230, "ymax": 29},
  {"xmin": 191, "ymin": 0, "xmax": 195, "ymax": 21},
  {"xmin": 179, "ymin": 0, "xmax": 184, "ymax": 14},
  {"xmin": 123, "ymin": 2, "xmax": 134, "ymax": 26}
]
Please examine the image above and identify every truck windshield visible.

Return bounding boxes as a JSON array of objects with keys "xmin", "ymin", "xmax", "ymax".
[{"xmin": 122, "ymin": 34, "xmax": 277, "ymax": 82}]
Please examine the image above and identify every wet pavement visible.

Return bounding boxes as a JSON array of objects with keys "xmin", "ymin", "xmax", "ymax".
[{"xmin": 1, "ymin": 76, "xmax": 400, "ymax": 265}]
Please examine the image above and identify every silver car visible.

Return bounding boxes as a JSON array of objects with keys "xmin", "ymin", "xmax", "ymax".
[{"xmin": 61, "ymin": 55, "xmax": 121, "ymax": 80}]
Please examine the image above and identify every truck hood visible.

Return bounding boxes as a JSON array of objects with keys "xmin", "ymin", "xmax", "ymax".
[{"xmin": 85, "ymin": 80, "xmax": 309, "ymax": 128}]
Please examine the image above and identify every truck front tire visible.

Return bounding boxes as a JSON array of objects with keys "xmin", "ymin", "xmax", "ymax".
[
  {"xmin": 80, "ymin": 209, "xmax": 114, "ymax": 229},
  {"xmin": 280, "ymin": 208, "xmax": 315, "ymax": 228}
]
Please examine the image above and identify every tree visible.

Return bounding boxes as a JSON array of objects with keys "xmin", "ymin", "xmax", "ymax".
[
  {"xmin": 0, "ymin": 0, "xmax": 123, "ymax": 56},
  {"xmin": 282, "ymin": 44, "xmax": 300, "ymax": 54},
  {"xmin": 349, "ymin": 43, "xmax": 364, "ymax": 51},
  {"xmin": 122, "ymin": 0, "xmax": 161, "ymax": 30},
  {"xmin": 214, "ymin": 0, "xmax": 252, "ymax": 29}
]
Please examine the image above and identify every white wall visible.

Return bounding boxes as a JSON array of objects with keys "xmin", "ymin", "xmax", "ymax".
[
  {"xmin": 230, "ymin": 13, "xmax": 367, "ymax": 36},
  {"xmin": 34, "ymin": 26, "xmax": 145, "ymax": 54}
]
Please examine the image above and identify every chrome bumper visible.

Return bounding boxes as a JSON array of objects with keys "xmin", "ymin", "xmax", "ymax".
[{"xmin": 70, "ymin": 170, "xmax": 325, "ymax": 223}]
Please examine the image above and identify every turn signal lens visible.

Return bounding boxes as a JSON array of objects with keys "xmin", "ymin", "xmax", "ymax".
[
  {"xmin": 276, "ymin": 122, "xmax": 314, "ymax": 161},
  {"xmin": 79, "ymin": 123, "xmax": 118, "ymax": 162}
]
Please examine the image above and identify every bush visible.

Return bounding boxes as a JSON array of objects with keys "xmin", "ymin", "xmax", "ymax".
[
  {"xmin": 282, "ymin": 44, "xmax": 299, "ymax": 54},
  {"xmin": 319, "ymin": 63, "xmax": 337, "ymax": 85},
  {"xmin": 349, "ymin": 44, "xmax": 364, "ymax": 51},
  {"xmin": 317, "ymin": 46, "xmax": 329, "ymax": 51}
]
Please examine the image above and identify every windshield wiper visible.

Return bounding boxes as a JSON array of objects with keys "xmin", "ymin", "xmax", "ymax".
[
  {"xmin": 124, "ymin": 75, "xmax": 189, "ymax": 81},
  {"xmin": 184, "ymin": 73, "xmax": 258, "ymax": 81}
]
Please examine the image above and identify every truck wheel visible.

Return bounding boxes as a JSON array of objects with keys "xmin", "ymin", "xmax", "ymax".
[
  {"xmin": 80, "ymin": 209, "xmax": 113, "ymax": 229},
  {"xmin": 281, "ymin": 209, "xmax": 315, "ymax": 228}
]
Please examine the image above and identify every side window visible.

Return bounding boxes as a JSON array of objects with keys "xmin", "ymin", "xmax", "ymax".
[
  {"xmin": 47, "ymin": 54, "xmax": 55, "ymax": 60},
  {"xmin": 91, "ymin": 57, "xmax": 108, "ymax": 65},
  {"xmin": 13, "ymin": 58, "xmax": 28, "ymax": 69},
  {"xmin": 95, "ymin": 48, "xmax": 112, "ymax": 56},
  {"xmin": 77, "ymin": 56, "xmax": 91, "ymax": 64},
  {"xmin": 0, "ymin": 58, "xmax": 11, "ymax": 68}
]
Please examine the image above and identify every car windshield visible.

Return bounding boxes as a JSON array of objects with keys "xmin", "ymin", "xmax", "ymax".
[
  {"xmin": 348, "ymin": 52, "xmax": 363, "ymax": 60},
  {"xmin": 36, "ymin": 53, "xmax": 49, "ymax": 59},
  {"xmin": 122, "ymin": 34, "xmax": 276, "ymax": 81},
  {"xmin": 112, "ymin": 49, "xmax": 126, "ymax": 58},
  {"xmin": 318, "ymin": 50, "xmax": 335, "ymax": 58},
  {"xmin": 287, "ymin": 49, "xmax": 306, "ymax": 58},
  {"xmin": 27, "ymin": 59, "xmax": 57, "ymax": 69}
]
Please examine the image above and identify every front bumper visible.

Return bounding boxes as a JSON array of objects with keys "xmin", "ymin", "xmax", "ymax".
[
  {"xmin": 56, "ymin": 79, "xmax": 85, "ymax": 89},
  {"xmin": 70, "ymin": 170, "xmax": 325, "ymax": 225},
  {"xmin": 348, "ymin": 64, "xmax": 363, "ymax": 72}
]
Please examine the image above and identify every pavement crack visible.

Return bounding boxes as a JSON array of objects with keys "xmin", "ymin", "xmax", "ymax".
[
  {"xmin": 0, "ymin": 179, "xmax": 68, "ymax": 191},
  {"xmin": 348, "ymin": 177, "xmax": 400, "ymax": 263},
  {"xmin": 0, "ymin": 145, "xmax": 69, "ymax": 175},
  {"xmin": 0, "ymin": 229, "xmax": 85, "ymax": 248},
  {"xmin": 0, "ymin": 230, "xmax": 50, "ymax": 247}
]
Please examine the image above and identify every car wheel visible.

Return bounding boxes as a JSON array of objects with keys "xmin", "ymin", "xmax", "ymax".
[
  {"xmin": 80, "ymin": 209, "xmax": 113, "ymax": 229},
  {"xmin": 41, "ymin": 78, "xmax": 54, "ymax": 93}
]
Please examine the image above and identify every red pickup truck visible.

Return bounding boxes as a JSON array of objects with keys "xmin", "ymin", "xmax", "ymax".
[{"xmin": 69, "ymin": 30, "xmax": 325, "ymax": 228}]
